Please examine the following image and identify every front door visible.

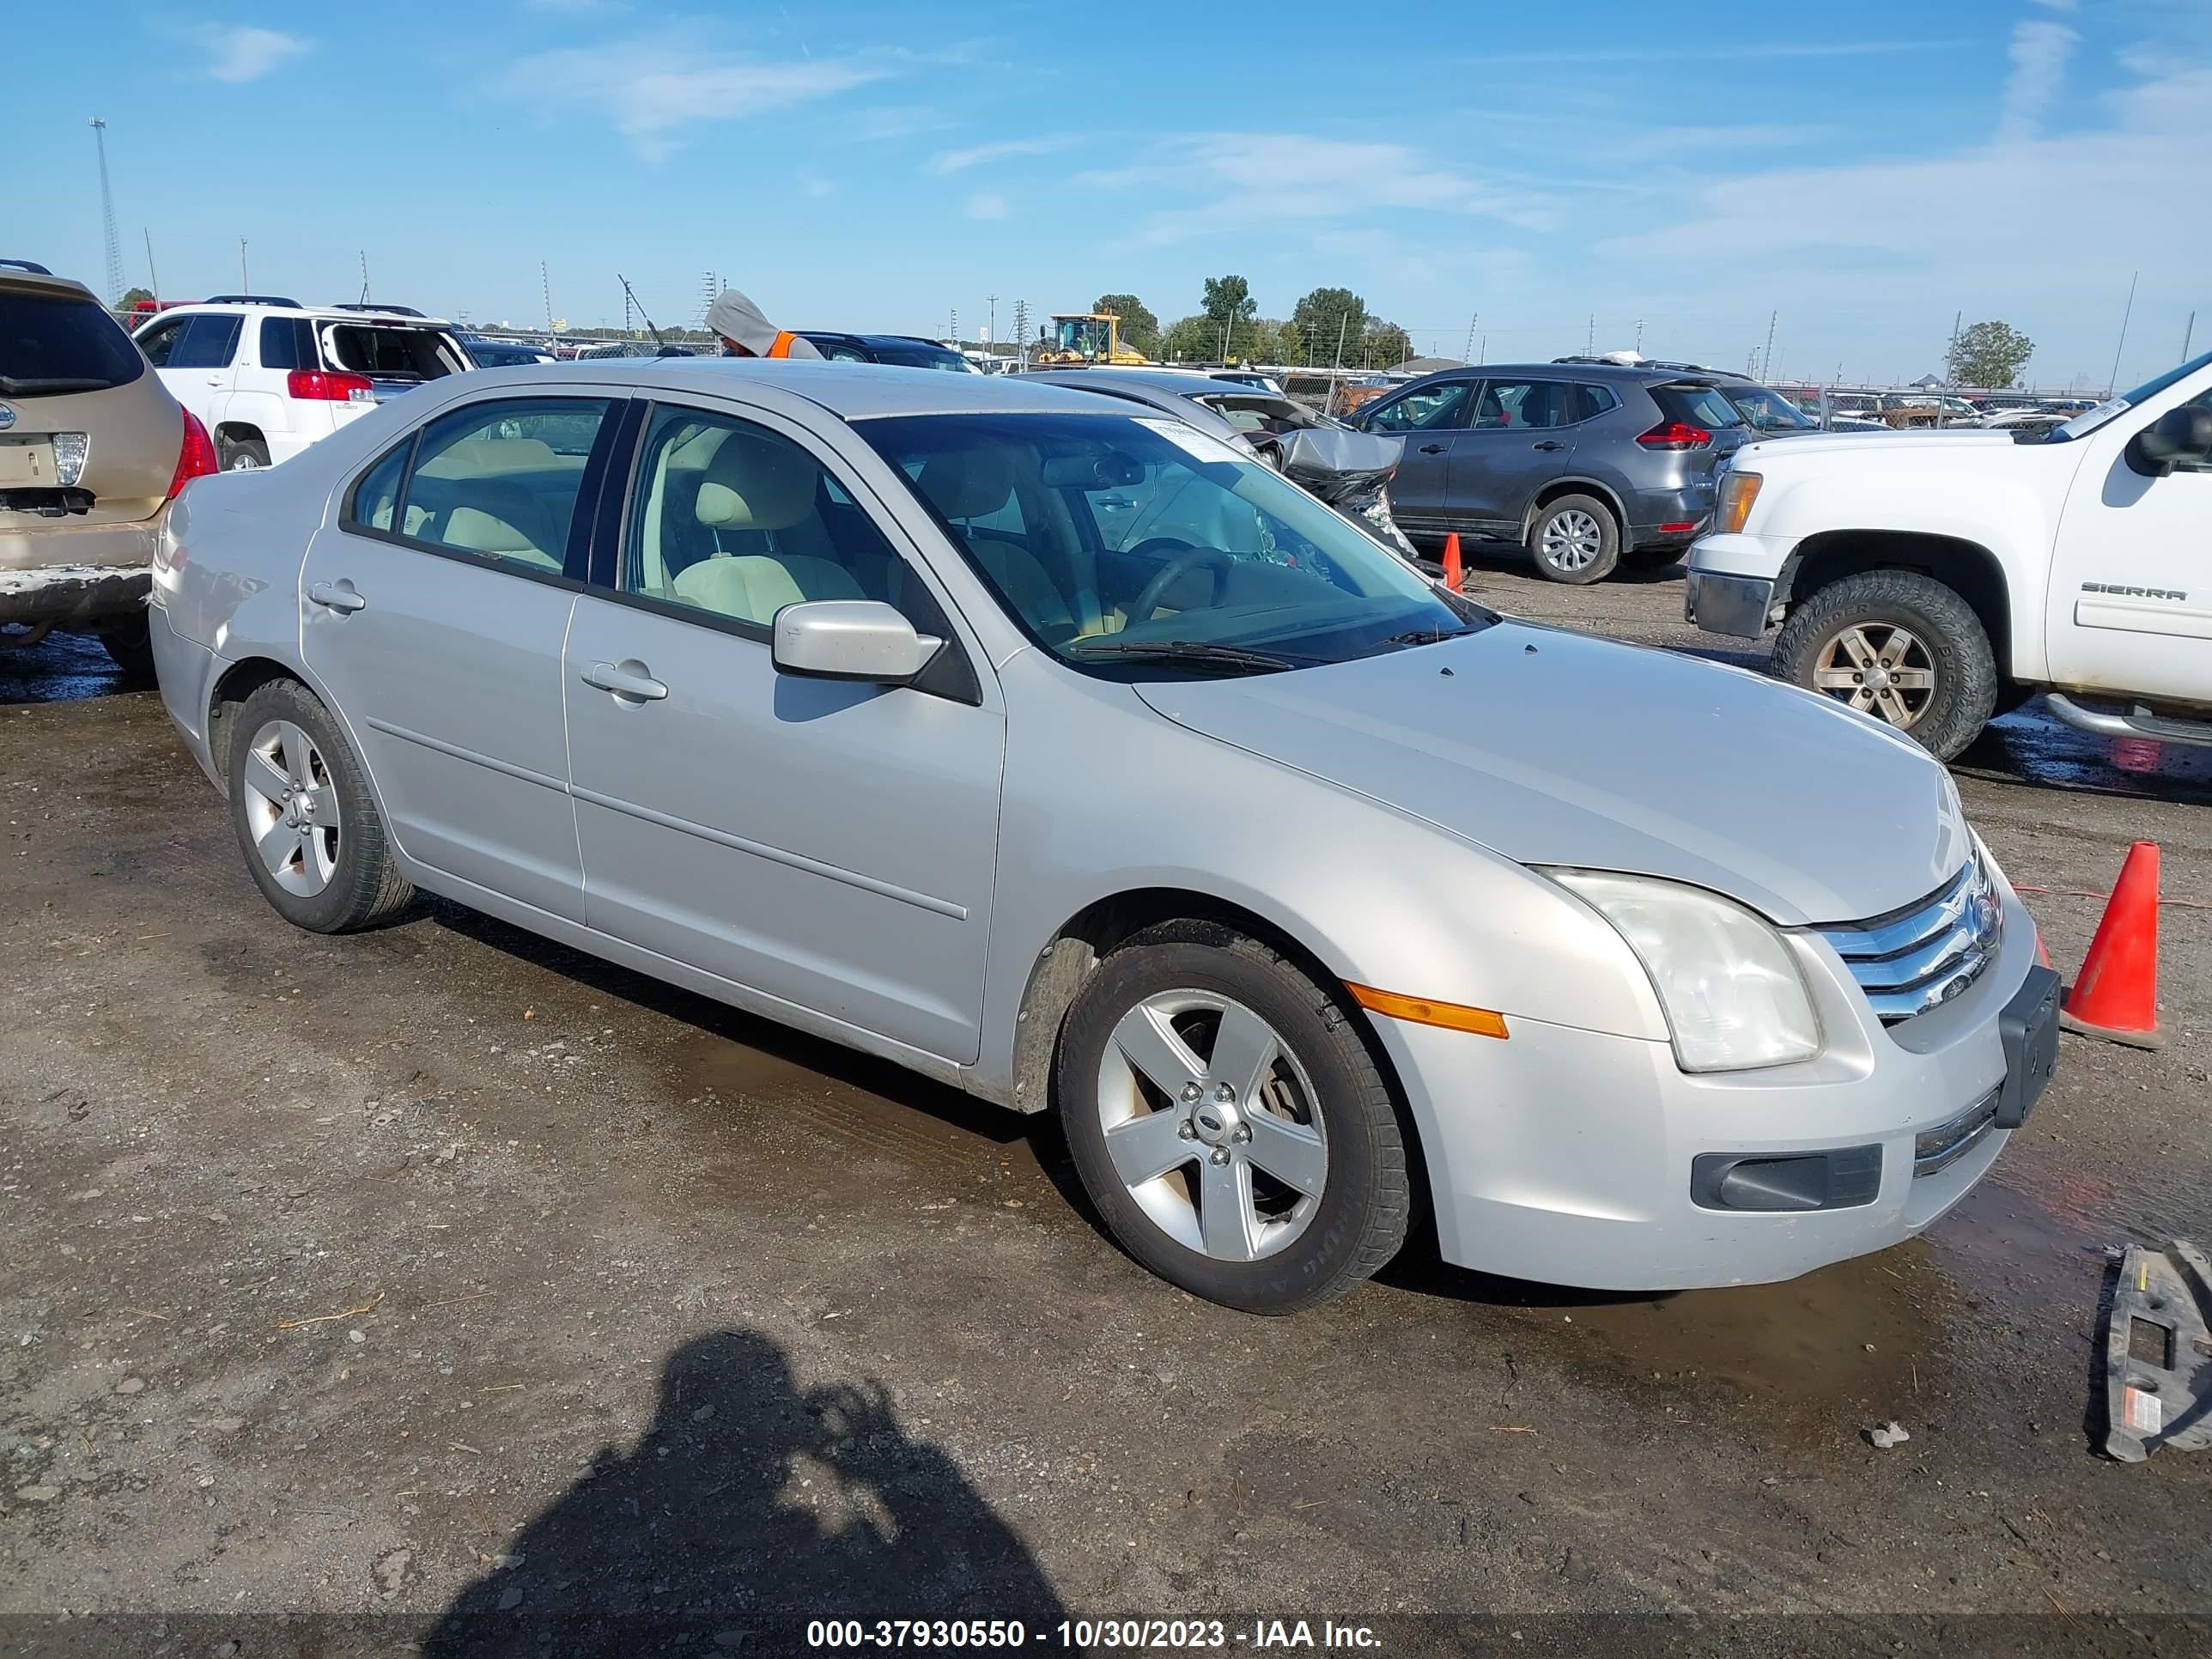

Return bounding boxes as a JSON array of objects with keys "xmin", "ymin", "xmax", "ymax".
[
  {"xmin": 136, "ymin": 312, "xmax": 242, "ymax": 433},
  {"xmin": 300, "ymin": 392, "xmax": 618, "ymax": 921},
  {"xmin": 1358, "ymin": 379, "xmax": 1475, "ymax": 527},
  {"xmin": 562, "ymin": 398, "xmax": 1004, "ymax": 1061},
  {"xmin": 2045, "ymin": 384, "xmax": 2212, "ymax": 702},
  {"xmin": 1444, "ymin": 378, "xmax": 1581, "ymax": 532}
]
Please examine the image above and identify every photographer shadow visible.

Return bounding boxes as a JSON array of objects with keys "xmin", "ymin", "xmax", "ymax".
[{"xmin": 425, "ymin": 1330, "xmax": 1066, "ymax": 1656}]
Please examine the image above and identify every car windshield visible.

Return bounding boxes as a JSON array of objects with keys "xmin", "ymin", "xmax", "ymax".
[
  {"xmin": 2049, "ymin": 350, "xmax": 2212, "ymax": 442},
  {"xmin": 1726, "ymin": 386, "xmax": 1818, "ymax": 431},
  {"xmin": 0, "ymin": 289, "xmax": 147, "ymax": 395},
  {"xmin": 860, "ymin": 411, "xmax": 1489, "ymax": 676}
]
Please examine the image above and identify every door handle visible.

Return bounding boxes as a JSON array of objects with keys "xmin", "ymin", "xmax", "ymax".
[
  {"xmin": 1417, "ymin": 443, "xmax": 1449, "ymax": 454},
  {"xmin": 1533, "ymin": 440, "xmax": 1565, "ymax": 452},
  {"xmin": 204, "ymin": 377, "xmax": 226, "ymax": 387},
  {"xmin": 581, "ymin": 659, "xmax": 669, "ymax": 702},
  {"xmin": 307, "ymin": 580, "xmax": 367, "ymax": 614}
]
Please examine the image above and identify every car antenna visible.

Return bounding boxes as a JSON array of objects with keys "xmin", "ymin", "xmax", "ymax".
[{"xmin": 616, "ymin": 273, "xmax": 665, "ymax": 347}]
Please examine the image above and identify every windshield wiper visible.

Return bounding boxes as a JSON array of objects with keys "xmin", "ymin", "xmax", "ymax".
[
  {"xmin": 1383, "ymin": 626, "xmax": 1481, "ymax": 648},
  {"xmin": 1064, "ymin": 640, "xmax": 1306, "ymax": 672},
  {"xmin": 0, "ymin": 375, "xmax": 110, "ymax": 395}
]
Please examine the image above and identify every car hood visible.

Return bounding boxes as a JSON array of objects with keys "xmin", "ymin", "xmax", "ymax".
[
  {"xmin": 1132, "ymin": 622, "xmax": 1972, "ymax": 927},
  {"xmin": 1738, "ymin": 429, "xmax": 2014, "ymax": 464}
]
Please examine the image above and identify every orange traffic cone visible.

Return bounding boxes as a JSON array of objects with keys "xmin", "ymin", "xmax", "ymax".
[
  {"xmin": 1442, "ymin": 532, "xmax": 1463, "ymax": 592},
  {"xmin": 2059, "ymin": 841, "xmax": 2162, "ymax": 1049}
]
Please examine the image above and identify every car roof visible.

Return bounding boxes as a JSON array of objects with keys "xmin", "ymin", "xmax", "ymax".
[
  {"xmin": 0, "ymin": 269, "xmax": 103, "ymax": 303},
  {"xmin": 481, "ymin": 358, "xmax": 1146, "ymax": 419},
  {"xmin": 148, "ymin": 301, "xmax": 454, "ymax": 328}
]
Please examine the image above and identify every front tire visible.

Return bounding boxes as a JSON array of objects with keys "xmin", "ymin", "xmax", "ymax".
[
  {"xmin": 227, "ymin": 679, "xmax": 413, "ymax": 932},
  {"xmin": 1771, "ymin": 569, "xmax": 1996, "ymax": 761},
  {"xmin": 1527, "ymin": 495, "xmax": 1620, "ymax": 584},
  {"xmin": 1055, "ymin": 921, "xmax": 1410, "ymax": 1314}
]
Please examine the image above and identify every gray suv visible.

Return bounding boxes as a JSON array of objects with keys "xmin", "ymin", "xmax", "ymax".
[{"xmin": 1352, "ymin": 362, "xmax": 1748, "ymax": 583}]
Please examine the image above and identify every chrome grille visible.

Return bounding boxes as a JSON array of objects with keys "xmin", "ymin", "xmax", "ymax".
[{"xmin": 1816, "ymin": 858, "xmax": 2003, "ymax": 1024}]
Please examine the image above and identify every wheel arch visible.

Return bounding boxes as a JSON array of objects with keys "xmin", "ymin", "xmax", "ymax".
[
  {"xmin": 213, "ymin": 421, "xmax": 268, "ymax": 450},
  {"xmin": 1521, "ymin": 476, "xmax": 1628, "ymax": 541},
  {"xmin": 1782, "ymin": 531, "xmax": 2014, "ymax": 678}
]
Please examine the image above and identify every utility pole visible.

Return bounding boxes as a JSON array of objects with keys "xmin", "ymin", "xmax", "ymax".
[
  {"xmin": 2185, "ymin": 311, "xmax": 2197, "ymax": 363},
  {"xmin": 541, "ymin": 260, "xmax": 553, "ymax": 335},
  {"xmin": 142, "ymin": 228, "xmax": 160, "ymax": 303},
  {"xmin": 1635, "ymin": 318, "xmax": 1645, "ymax": 355},
  {"xmin": 1585, "ymin": 313, "xmax": 1595, "ymax": 356},
  {"xmin": 2106, "ymin": 271, "xmax": 2137, "ymax": 397},
  {"xmin": 950, "ymin": 307, "xmax": 959, "ymax": 345},
  {"xmin": 358, "ymin": 250, "xmax": 371, "ymax": 305},
  {"xmin": 1759, "ymin": 310, "xmax": 1778, "ymax": 382},
  {"xmin": 1462, "ymin": 313, "xmax": 1478, "ymax": 362},
  {"xmin": 1012, "ymin": 299, "xmax": 1029, "ymax": 371},
  {"xmin": 986, "ymin": 293, "xmax": 998, "ymax": 350},
  {"xmin": 239, "ymin": 239, "xmax": 249, "ymax": 292},
  {"xmin": 88, "ymin": 118, "xmax": 125, "ymax": 304}
]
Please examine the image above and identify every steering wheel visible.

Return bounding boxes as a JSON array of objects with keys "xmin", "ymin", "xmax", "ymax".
[{"xmin": 1129, "ymin": 538, "xmax": 1235, "ymax": 621}]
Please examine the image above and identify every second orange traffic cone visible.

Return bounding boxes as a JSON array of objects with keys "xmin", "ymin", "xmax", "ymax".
[
  {"xmin": 1442, "ymin": 532, "xmax": 1463, "ymax": 592},
  {"xmin": 2059, "ymin": 840, "xmax": 2163, "ymax": 1049}
]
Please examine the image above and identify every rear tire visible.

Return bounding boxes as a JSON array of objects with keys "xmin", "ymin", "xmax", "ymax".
[
  {"xmin": 220, "ymin": 435, "xmax": 271, "ymax": 471},
  {"xmin": 227, "ymin": 679, "xmax": 413, "ymax": 933},
  {"xmin": 1055, "ymin": 920, "xmax": 1410, "ymax": 1315},
  {"xmin": 1527, "ymin": 495, "xmax": 1620, "ymax": 584},
  {"xmin": 1771, "ymin": 569, "xmax": 1997, "ymax": 761},
  {"xmin": 97, "ymin": 613, "xmax": 155, "ymax": 683}
]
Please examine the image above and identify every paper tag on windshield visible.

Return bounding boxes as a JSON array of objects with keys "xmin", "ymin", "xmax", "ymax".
[
  {"xmin": 2060, "ymin": 397, "xmax": 2130, "ymax": 439},
  {"xmin": 1133, "ymin": 416, "xmax": 1249, "ymax": 466}
]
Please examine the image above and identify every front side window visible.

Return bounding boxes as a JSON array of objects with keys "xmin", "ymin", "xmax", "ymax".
[
  {"xmin": 168, "ymin": 313, "xmax": 245, "ymax": 370},
  {"xmin": 1363, "ymin": 380, "xmax": 1471, "ymax": 432},
  {"xmin": 862, "ymin": 412, "xmax": 1489, "ymax": 674},
  {"xmin": 625, "ymin": 405, "xmax": 921, "ymax": 629},
  {"xmin": 391, "ymin": 397, "xmax": 611, "ymax": 573}
]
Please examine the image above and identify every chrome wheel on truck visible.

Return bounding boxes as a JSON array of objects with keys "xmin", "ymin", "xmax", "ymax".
[{"xmin": 1808, "ymin": 622, "xmax": 1937, "ymax": 730}]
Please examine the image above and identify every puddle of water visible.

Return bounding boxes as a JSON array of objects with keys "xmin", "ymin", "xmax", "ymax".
[
  {"xmin": 1959, "ymin": 703, "xmax": 2212, "ymax": 805},
  {"xmin": 0, "ymin": 631, "xmax": 130, "ymax": 705}
]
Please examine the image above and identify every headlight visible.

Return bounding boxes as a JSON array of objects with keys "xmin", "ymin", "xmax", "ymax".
[
  {"xmin": 1547, "ymin": 870, "xmax": 1821, "ymax": 1073},
  {"xmin": 1717, "ymin": 470, "xmax": 1762, "ymax": 533}
]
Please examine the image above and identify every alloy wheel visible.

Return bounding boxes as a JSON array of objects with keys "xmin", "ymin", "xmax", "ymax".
[
  {"xmin": 1811, "ymin": 623, "xmax": 1936, "ymax": 729},
  {"xmin": 240, "ymin": 719, "xmax": 341, "ymax": 896},
  {"xmin": 1540, "ymin": 508, "xmax": 1604, "ymax": 571},
  {"xmin": 1095, "ymin": 990, "xmax": 1328, "ymax": 1263}
]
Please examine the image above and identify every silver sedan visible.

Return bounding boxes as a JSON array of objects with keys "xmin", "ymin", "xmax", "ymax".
[{"xmin": 147, "ymin": 362, "xmax": 2057, "ymax": 1313}]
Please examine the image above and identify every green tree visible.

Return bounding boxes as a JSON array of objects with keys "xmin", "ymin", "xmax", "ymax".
[
  {"xmin": 1161, "ymin": 314, "xmax": 1216, "ymax": 362},
  {"xmin": 1364, "ymin": 320, "xmax": 1413, "ymax": 368},
  {"xmin": 1292, "ymin": 287, "xmax": 1369, "ymax": 365},
  {"xmin": 118, "ymin": 285, "xmax": 154, "ymax": 309},
  {"xmin": 1092, "ymin": 293, "xmax": 1159, "ymax": 358},
  {"xmin": 1945, "ymin": 320, "xmax": 2034, "ymax": 389},
  {"xmin": 1272, "ymin": 320, "xmax": 1305, "ymax": 364},
  {"xmin": 1201, "ymin": 274, "xmax": 1256, "ymax": 329}
]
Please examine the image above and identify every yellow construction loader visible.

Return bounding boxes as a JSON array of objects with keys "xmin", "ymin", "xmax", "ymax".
[{"xmin": 1034, "ymin": 313, "xmax": 1149, "ymax": 367}]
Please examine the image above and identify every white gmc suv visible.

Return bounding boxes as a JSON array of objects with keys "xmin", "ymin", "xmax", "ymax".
[
  {"xmin": 131, "ymin": 299, "xmax": 470, "ymax": 471},
  {"xmin": 1686, "ymin": 351, "xmax": 2212, "ymax": 760}
]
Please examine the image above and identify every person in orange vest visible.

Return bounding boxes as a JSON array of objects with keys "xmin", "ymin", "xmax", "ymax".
[{"xmin": 705, "ymin": 289, "xmax": 822, "ymax": 359}]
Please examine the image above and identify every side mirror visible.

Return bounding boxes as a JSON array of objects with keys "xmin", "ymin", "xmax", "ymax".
[
  {"xmin": 2128, "ymin": 404, "xmax": 2212, "ymax": 477},
  {"xmin": 773, "ymin": 599, "xmax": 940, "ymax": 683}
]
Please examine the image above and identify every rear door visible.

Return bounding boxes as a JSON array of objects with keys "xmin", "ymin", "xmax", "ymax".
[
  {"xmin": 300, "ymin": 392, "xmax": 619, "ymax": 921},
  {"xmin": 137, "ymin": 312, "xmax": 242, "ymax": 432},
  {"xmin": 1443, "ymin": 378, "xmax": 1581, "ymax": 530},
  {"xmin": 1357, "ymin": 378, "xmax": 1474, "ymax": 526}
]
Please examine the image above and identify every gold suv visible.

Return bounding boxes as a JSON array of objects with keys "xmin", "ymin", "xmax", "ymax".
[{"xmin": 1, "ymin": 264, "xmax": 216, "ymax": 677}]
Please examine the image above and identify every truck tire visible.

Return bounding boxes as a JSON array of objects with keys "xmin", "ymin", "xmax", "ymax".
[
  {"xmin": 1772, "ymin": 569, "xmax": 1997, "ymax": 761},
  {"xmin": 1055, "ymin": 919, "xmax": 1410, "ymax": 1315},
  {"xmin": 1527, "ymin": 495, "xmax": 1620, "ymax": 584}
]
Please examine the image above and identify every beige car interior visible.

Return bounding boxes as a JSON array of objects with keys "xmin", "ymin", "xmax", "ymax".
[{"xmin": 405, "ymin": 426, "xmax": 595, "ymax": 572}]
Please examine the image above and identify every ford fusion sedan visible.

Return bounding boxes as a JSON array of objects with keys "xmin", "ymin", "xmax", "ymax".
[{"xmin": 147, "ymin": 362, "xmax": 2057, "ymax": 1314}]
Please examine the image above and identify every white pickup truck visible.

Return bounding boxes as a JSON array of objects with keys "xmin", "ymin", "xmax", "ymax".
[{"xmin": 1685, "ymin": 350, "xmax": 2212, "ymax": 760}]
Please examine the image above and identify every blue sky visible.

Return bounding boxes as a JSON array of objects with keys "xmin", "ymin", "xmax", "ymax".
[{"xmin": 16, "ymin": 1, "xmax": 2209, "ymax": 387}]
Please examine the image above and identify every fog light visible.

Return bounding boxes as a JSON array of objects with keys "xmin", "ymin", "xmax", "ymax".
[{"xmin": 52, "ymin": 432, "xmax": 88, "ymax": 488}]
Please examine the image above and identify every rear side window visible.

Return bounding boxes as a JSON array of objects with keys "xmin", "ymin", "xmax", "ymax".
[
  {"xmin": 258, "ymin": 316, "xmax": 319, "ymax": 371},
  {"xmin": 167, "ymin": 313, "xmax": 244, "ymax": 370},
  {"xmin": 369, "ymin": 397, "xmax": 613, "ymax": 575},
  {"xmin": 349, "ymin": 440, "xmax": 409, "ymax": 532},
  {"xmin": 0, "ymin": 289, "xmax": 147, "ymax": 394},
  {"xmin": 1573, "ymin": 384, "xmax": 1620, "ymax": 421},
  {"xmin": 1652, "ymin": 383, "xmax": 1744, "ymax": 431}
]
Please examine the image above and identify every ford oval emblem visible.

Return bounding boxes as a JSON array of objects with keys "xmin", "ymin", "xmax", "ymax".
[{"xmin": 0, "ymin": 404, "xmax": 16, "ymax": 431}]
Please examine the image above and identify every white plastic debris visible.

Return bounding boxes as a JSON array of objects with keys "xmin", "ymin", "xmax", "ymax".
[{"xmin": 1868, "ymin": 1420, "xmax": 1911, "ymax": 1449}]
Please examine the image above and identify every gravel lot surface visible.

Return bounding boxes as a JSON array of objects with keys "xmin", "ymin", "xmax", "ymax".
[{"xmin": 3, "ymin": 576, "xmax": 2207, "ymax": 1654}]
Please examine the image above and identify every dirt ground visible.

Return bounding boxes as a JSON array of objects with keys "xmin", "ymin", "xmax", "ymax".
[{"xmin": 3, "ymin": 568, "xmax": 2208, "ymax": 1656}]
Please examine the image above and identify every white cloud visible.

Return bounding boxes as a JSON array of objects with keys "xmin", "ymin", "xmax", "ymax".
[
  {"xmin": 927, "ymin": 135, "xmax": 1082, "ymax": 174},
  {"xmin": 1645, "ymin": 124, "xmax": 1838, "ymax": 149},
  {"xmin": 1996, "ymin": 18, "xmax": 2077, "ymax": 144},
  {"xmin": 198, "ymin": 25, "xmax": 311, "ymax": 82},
  {"xmin": 1078, "ymin": 131, "xmax": 1553, "ymax": 246},
  {"xmin": 964, "ymin": 192, "xmax": 1008, "ymax": 221},
  {"xmin": 499, "ymin": 40, "xmax": 889, "ymax": 158}
]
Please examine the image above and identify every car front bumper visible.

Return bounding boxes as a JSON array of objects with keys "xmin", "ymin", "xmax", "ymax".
[{"xmin": 1362, "ymin": 882, "xmax": 2045, "ymax": 1291}]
